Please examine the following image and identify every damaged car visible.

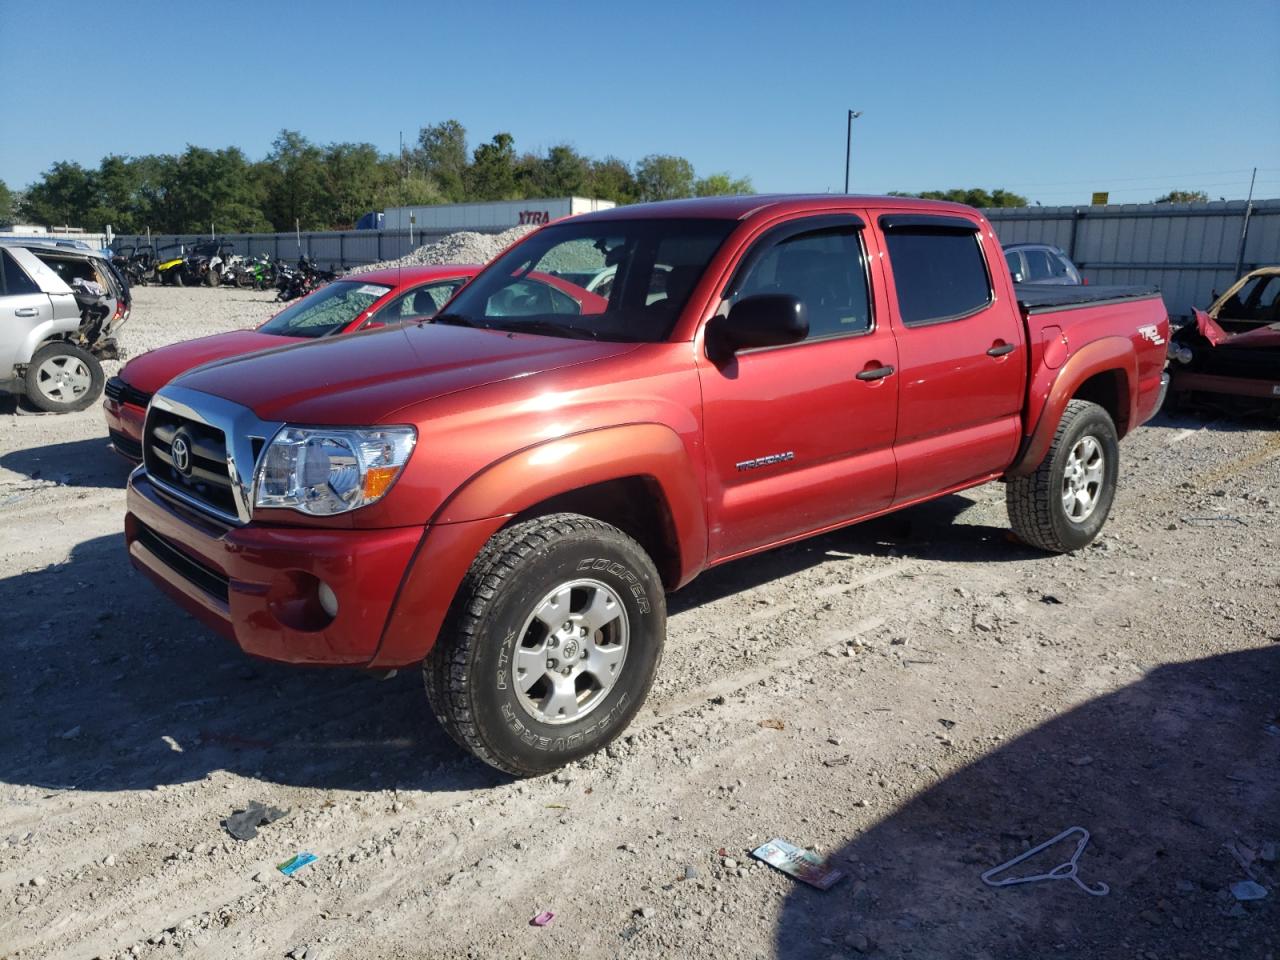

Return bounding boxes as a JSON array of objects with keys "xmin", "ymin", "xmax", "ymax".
[
  {"xmin": 0, "ymin": 242, "xmax": 130, "ymax": 412},
  {"xmin": 1167, "ymin": 267, "xmax": 1280, "ymax": 415}
]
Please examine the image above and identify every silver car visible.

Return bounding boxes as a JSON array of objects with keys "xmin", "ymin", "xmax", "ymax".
[{"xmin": 0, "ymin": 242, "xmax": 130, "ymax": 412}]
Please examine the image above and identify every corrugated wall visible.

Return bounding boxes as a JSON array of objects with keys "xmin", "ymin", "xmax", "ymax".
[{"xmin": 985, "ymin": 199, "xmax": 1279, "ymax": 317}]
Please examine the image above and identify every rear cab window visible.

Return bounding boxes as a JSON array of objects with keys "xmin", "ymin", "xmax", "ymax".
[{"xmin": 880, "ymin": 215, "xmax": 992, "ymax": 326}]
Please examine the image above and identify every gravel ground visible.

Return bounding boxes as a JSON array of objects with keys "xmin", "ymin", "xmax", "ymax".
[
  {"xmin": 346, "ymin": 226, "xmax": 533, "ymax": 275},
  {"xmin": 1, "ymin": 286, "xmax": 1277, "ymax": 960}
]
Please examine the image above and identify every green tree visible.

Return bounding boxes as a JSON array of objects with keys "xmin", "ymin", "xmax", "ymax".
[
  {"xmin": 0, "ymin": 179, "xmax": 13, "ymax": 224},
  {"xmin": 321, "ymin": 142, "xmax": 396, "ymax": 227},
  {"xmin": 468, "ymin": 133, "xmax": 518, "ymax": 201},
  {"xmin": 1153, "ymin": 190, "xmax": 1208, "ymax": 203},
  {"xmin": 416, "ymin": 120, "xmax": 469, "ymax": 202},
  {"xmin": 587, "ymin": 156, "xmax": 638, "ymax": 204},
  {"xmin": 905, "ymin": 187, "xmax": 1029, "ymax": 208},
  {"xmin": 23, "ymin": 161, "xmax": 95, "ymax": 227},
  {"xmin": 635, "ymin": 155, "xmax": 695, "ymax": 201},
  {"xmin": 261, "ymin": 130, "xmax": 327, "ymax": 230},
  {"xmin": 694, "ymin": 172, "xmax": 754, "ymax": 197},
  {"xmin": 165, "ymin": 146, "xmax": 267, "ymax": 233},
  {"xmin": 536, "ymin": 144, "xmax": 590, "ymax": 196}
]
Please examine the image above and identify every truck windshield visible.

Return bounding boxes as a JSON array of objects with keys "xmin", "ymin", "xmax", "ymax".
[
  {"xmin": 258, "ymin": 281, "xmax": 392, "ymax": 338},
  {"xmin": 439, "ymin": 218, "xmax": 736, "ymax": 342}
]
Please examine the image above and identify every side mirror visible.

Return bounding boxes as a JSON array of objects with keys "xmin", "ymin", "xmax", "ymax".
[{"xmin": 706, "ymin": 294, "xmax": 808, "ymax": 362}]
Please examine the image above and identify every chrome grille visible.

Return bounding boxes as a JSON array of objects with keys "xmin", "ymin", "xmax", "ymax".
[
  {"xmin": 144, "ymin": 407, "xmax": 238, "ymax": 519},
  {"xmin": 142, "ymin": 386, "xmax": 280, "ymax": 526}
]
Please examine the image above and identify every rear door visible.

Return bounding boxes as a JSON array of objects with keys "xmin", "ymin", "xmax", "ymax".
[
  {"xmin": 697, "ymin": 213, "xmax": 899, "ymax": 561},
  {"xmin": 878, "ymin": 213, "xmax": 1026, "ymax": 504}
]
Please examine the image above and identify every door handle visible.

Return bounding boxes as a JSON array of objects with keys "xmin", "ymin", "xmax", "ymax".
[
  {"xmin": 987, "ymin": 342, "xmax": 1015, "ymax": 357},
  {"xmin": 855, "ymin": 364, "xmax": 895, "ymax": 382},
  {"xmin": 14, "ymin": 307, "xmax": 39, "ymax": 317}
]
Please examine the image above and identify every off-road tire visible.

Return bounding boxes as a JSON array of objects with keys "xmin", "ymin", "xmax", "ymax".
[
  {"xmin": 171, "ymin": 269, "xmax": 184, "ymax": 287},
  {"xmin": 24, "ymin": 342, "xmax": 105, "ymax": 413},
  {"xmin": 1007, "ymin": 399, "xmax": 1119, "ymax": 553},
  {"xmin": 205, "ymin": 266, "xmax": 220, "ymax": 287},
  {"xmin": 424, "ymin": 513, "xmax": 666, "ymax": 777}
]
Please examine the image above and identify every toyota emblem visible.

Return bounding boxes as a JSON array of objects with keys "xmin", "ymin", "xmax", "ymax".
[{"xmin": 171, "ymin": 434, "xmax": 192, "ymax": 474}]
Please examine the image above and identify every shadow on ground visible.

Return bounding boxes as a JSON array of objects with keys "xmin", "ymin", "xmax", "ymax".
[
  {"xmin": 0, "ymin": 435, "xmax": 133, "ymax": 489},
  {"xmin": 775, "ymin": 646, "xmax": 1280, "ymax": 960},
  {"xmin": 0, "ymin": 534, "xmax": 502, "ymax": 796},
  {"xmin": 0, "ymin": 489, "xmax": 1043, "ymax": 796}
]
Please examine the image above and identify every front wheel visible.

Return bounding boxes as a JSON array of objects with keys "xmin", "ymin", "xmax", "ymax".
[
  {"xmin": 424, "ymin": 513, "xmax": 666, "ymax": 776},
  {"xmin": 1006, "ymin": 399, "xmax": 1119, "ymax": 553},
  {"xmin": 24, "ymin": 342, "xmax": 105, "ymax": 413}
]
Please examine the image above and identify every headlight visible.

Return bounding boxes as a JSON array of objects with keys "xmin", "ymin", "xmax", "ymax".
[{"xmin": 253, "ymin": 426, "xmax": 416, "ymax": 516}]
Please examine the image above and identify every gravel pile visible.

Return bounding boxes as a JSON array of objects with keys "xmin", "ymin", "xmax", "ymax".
[{"xmin": 348, "ymin": 225, "xmax": 535, "ymax": 274}]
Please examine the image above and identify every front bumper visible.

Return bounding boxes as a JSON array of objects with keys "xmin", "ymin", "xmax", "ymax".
[{"xmin": 125, "ymin": 470, "xmax": 423, "ymax": 665}]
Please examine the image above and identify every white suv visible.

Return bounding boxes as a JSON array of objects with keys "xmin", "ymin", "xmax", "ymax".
[{"xmin": 0, "ymin": 243, "xmax": 131, "ymax": 412}]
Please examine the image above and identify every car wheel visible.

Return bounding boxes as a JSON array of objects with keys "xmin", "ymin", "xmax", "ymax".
[
  {"xmin": 1006, "ymin": 399, "xmax": 1119, "ymax": 553},
  {"xmin": 24, "ymin": 342, "xmax": 105, "ymax": 413},
  {"xmin": 424, "ymin": 513, "xmax": 666, "ymax": 776}
]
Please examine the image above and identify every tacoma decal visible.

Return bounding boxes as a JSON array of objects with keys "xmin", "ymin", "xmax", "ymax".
[{"xmin": 736, "ymin": 451, "xmax": 795, "ymax": 471}]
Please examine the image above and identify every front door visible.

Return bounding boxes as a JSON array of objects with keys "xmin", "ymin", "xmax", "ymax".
[{"xmin": 697, "ymin": 215, "xmax": 899, "ymax": 562}]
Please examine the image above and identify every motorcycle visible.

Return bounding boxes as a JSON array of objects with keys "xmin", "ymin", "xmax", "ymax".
[
  {"xmin": 274, "ymin": 257, "xmax": 335, "ymax": 302},
  {"xmin": 232, "ymin": 253, "xmax": 276, "ymax": 290}
]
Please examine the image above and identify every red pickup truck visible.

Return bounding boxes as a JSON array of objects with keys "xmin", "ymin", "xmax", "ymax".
[{"xmin": 124, "ymin": 195, "xmax": 1169, "ymax": 775}]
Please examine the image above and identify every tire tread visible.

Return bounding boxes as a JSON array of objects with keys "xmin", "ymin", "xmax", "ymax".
[{"xmin": 423, "ymin": 513, "xmax": 653, "ymax": 777}]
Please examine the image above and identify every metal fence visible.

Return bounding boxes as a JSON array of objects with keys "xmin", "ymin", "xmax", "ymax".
[
  {"xmin": 104, "ymin": 227, "xmax": 499, "ymax": 272},
  {"xmin": 984, "ymin": 198, "xmax": 1279, "ymax": 318}
]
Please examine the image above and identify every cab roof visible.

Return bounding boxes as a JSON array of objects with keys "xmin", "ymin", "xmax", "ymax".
[{"xmin": 568, "ymin": 193, "xmax": 983, "ymax": 222}]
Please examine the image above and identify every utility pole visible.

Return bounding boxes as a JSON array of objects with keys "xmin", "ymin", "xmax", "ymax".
[
  {"xmin": 844, "ymin": 110, "xmax": 863, "ymax": 193},
  {"xmin": 1234, "ymin": 166, "xmax": 1257, "ymax": 279}
]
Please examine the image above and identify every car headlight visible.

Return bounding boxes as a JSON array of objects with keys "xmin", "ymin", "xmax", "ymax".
[{"xmin": 253, "ymin": 426, "xmax": 417, "ymax": 516}]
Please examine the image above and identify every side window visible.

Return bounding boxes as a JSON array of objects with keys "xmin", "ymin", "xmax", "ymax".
[
  {"xmin": 1005, "ymin": 250, "xmax": 1024, "ymax": 282},
  {"xmin": 734, "ymin": 226, "xmax": 871, "ymax": 339},
  {"xmin": 2, "ymin": 250, "xmax": 42, "ymax": 296},
  {"xmin": 373, "ymin": 280, "xmax": 464, "ymax": 324},
  {"xmin": 487, "ymin": 278, "xmax": 580, "ymax": 317},
  {"xmin": 1048, "ymin": 251, "xmax": 1072, "ymax": 279},
  {"xmin": 1023, "ymin": 249, "xmax": 1055, "ymax": 281},
  {"xmin": 883, "ymin": 228, "xmax": 992, "ymax": 326}
]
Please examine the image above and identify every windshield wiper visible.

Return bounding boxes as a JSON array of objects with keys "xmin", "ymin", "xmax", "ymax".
[
  {"xmin": 492, "ymin": 319, "xmax": 600, "ymax": 340},
  {"xmin": 429, "ymin": 312, "xmax": 477, "ymax": 328}
]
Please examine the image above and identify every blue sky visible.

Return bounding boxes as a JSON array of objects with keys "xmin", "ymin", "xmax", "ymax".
[{"xmin": 2, "ymin": 0, "xmax": 1277, "ymax": 205}]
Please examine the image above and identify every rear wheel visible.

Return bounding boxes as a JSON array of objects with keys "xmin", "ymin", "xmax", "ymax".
[
  {"xmin": 1006, "ymin": 399, "xmax": 1119, "ymax": 553},
  {"xmin": 24, "ymin": 342, "xmax": 105, "ymax": 413},
  {"xmin": 424, "ymin": 513, "xmax": 666, "ymax": 776}
]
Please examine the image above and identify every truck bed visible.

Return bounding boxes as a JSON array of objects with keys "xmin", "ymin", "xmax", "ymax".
[{"xmin": 1016, "ymin": 284, "xmax": 1161, "ymax": 314}]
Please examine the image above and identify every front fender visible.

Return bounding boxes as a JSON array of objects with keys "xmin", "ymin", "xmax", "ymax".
[
  {"xmin": 436, "ymin": 422, "xmax": 707, "ymax": 579},
  {"xmin": 1007, "ymin": 336, "xmax": 1137, "ymax": 478},
  {"xmin": 369, "ymin": 423, "xmax": 707, "ymax": 668}
]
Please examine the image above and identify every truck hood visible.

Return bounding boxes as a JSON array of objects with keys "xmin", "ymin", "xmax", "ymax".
[
  {"xmin": 173, "ymin": 323, "xmax": 642, "ymax": 423},
  {"xmin": 121, "ymin": 329, "xmax": 300, "ymax": 396}
]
